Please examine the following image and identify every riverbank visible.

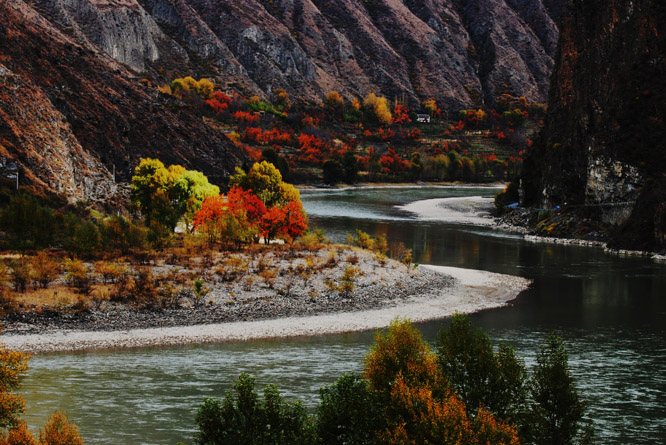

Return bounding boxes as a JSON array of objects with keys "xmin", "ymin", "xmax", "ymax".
[{"xmin": 0, "ymin": 263, "xmax": 531, "ymax": 353}]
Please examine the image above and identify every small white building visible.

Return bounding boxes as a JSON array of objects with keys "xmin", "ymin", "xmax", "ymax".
[{"xmin": 416, "ymin": 114, "xmax": 431, "ymax": 123}]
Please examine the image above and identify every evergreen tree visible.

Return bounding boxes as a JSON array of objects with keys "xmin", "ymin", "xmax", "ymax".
[{"xmin": 525, "ymin": 334, "xmax": 586, "ymax": 445}]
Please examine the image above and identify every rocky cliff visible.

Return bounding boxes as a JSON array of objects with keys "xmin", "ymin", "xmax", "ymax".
[
  {"xmin": 0, "ymin": 0, "xmax": 565, "ymax": 202},
  {"xmin": 0, "ymin": 0, "xmax": 242, "ymax": 204},
  {"xmin": 29, "ymin": 0, "xmax": 563, "ymax": 109},
  {"xmin": 522, "ymin": 0, "xmax": 666, "ymax": 251}
]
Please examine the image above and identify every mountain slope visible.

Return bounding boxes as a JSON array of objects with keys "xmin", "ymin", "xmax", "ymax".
[
  {"xmin": 0, "ymin": 0, "xmax": 564, "ymax": 201},
  {"xmin": 30, "ymin": 0, "xmax": 562, "ymax": 109},
  {"xmin": 0, "ymin": 0, "xmax": 242, "ymax": 201}
]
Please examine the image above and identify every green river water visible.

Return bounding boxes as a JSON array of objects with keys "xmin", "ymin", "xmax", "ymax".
[{"xmin": 19, "ymin": 186, "xmax": 666, "ymax": 443}]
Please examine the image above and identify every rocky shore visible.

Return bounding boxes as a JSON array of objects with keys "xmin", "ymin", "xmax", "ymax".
[{"xmin": 0, "ymin": 252, "xmax": 532, "ymax": 353}]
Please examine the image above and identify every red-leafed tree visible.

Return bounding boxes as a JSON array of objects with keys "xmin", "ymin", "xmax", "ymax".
[
  {"xmin": 206, "ymin": 91, "xmax": 231, "ymax": 114},
  {"xmin": 298, "ymin": 134, "xmax": 328, "ymax": 164},
  {"xmin": 392, "ymin": 104, "xmax": 411, "ymax": 126},
  {"xmin": 378, "ymin": 148, "xmax": 409, "ymax": 173}
]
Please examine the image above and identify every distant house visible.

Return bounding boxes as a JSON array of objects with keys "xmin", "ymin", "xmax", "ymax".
[{"xmin": 416, "ymin": 114, "xmax": 431, "ymax": 123}]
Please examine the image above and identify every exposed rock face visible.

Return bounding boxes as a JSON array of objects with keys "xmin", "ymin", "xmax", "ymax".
[
  {"xmin": 23, "ymin": 0, "xmax": 564, "ymax": 110},
  {"xmin": 0, "ymin": 0, "xmax": 567, "ymax": 203},
  {"xmin": 0, "ymin": 0, "xmax": 242, "ymax": 201},
  {"xmin": 0, "ymin": 62, "xmax": 117, "ymax": 203},
  {"xmin": 523, "ymin": 0, "xmax": 666, "ymax": 251}
]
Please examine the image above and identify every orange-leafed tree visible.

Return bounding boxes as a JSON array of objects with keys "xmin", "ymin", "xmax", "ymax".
[
  {"xmin": 39, "ymin": 411, "xmax": 83, "ymax": 445},
  {"xmin": 206, "ymin": 91, "xmax": 231, "ymax": 114},
  {"xmin": 0, "ymin": 347, "xmax": 30, "ymax": 430},
  {"xmin": 379, "ymin": 376, "xmax": 473, "ymax": 445},
  {"xmin": 392, "ymin": 104, "xmax": 411, "ymax": 126},
  {"xmin": 278, "ymin": 200, "xmax": 308, "ymax": 241},
  {"xmin": 297, "ymin": 134, "xmax": 328, "ymax": 164},
  {"xmin": 364, "ymin": 319, "xmax": 443, "ymax": 396},
  {"xmin": 363, "ymin": 319, "xmax": 519, "ymax": 445},
  {"xmin": 193, "ymin": 187, "xmax": 268, "ymax": 246},
  {"xmin": 260, "ymin": 206, "xmax": 287, "ymax": 244},
  {"xmin": 378, "ymin": 148, "xmax": 409, "ymax": 174},
  {"xmin": 0, "ymin": 421, "xmax": 37, "ymax": 445},
  {"xmin": 0, "ymin": 345, "xmax": 84, "ymax": 445}
]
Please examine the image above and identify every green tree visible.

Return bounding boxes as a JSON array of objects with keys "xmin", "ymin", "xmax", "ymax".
[
  {"xmin": 317, "ymin": 373, "xmax": 383, "ymax": 445},
  {"xmin": 435, "ymin": 314, "xmax": 527, "ymax": 423},
  {"xmin": 0, "ymin": 194, "xmax": 55, "ymax": 252},
  {"xmin": 322, "ymin": 160, "xmax": 343, "ymax": 185},
  {"xmin": 525, "ymin": 334, "xmax": 586, "ymax": 445},
  {"xmin": 172, "ymin": 170, "xmax": 220, "ymax": 231},
  {"xmin": 409, "ymin": 152, "xmax": 423, "ymax": 181},
  {"xmin": 63, "ymin": 216, "xmax": 101, "ymax": 257},
  {"xmin": 342, "ymin": 151, "xmax": 359, "ymax": 184},
  {"xmin": 195, "ymin": 372, "xmax": 315, "ymax": 445},
  {"xmin": 131, "ymin": 158, "xmax": 218, "ymax": 231}
]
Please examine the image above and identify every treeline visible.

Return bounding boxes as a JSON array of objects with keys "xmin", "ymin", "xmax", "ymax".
[
  {"xmin": 190, "ymin": 316, "xmax": 591, "ymax": 445},
  {"xmin": 157, "ymin": 76, "xmax": 541, "ymax": 185}
]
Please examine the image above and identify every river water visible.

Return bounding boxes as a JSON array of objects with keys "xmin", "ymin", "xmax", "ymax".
[{"xmin": 20, "ymin": 187, "xmax": 666, "ymax": 444}]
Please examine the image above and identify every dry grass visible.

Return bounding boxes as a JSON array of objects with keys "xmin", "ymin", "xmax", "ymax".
[{"xmin": 11, "ymin": 284, "xmax": 114, "ymax": 307}]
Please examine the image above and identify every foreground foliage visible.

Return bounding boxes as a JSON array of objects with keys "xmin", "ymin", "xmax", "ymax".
[
  {"xmin": 0, "ymin": 345, "xmax": 82, "ymax": 444},
  {"xmin": 194, "ymin": 317, "xmax": 588, "ymax": 444}
]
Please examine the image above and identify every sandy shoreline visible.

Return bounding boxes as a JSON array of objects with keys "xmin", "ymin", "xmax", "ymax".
[{"xmin": 1, "ymin": 266, "xmax": 531, "ymax": 354}]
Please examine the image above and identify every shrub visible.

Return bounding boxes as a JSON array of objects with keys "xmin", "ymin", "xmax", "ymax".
[
  {"xmin": 339, "ymin": 266, "xmax": 360, "ymax": 294},
  {"xmin": 94, "ymin": 261, "xmax": 127, "ymax": 284},
  {"xmin": 9, "ymin": 261, "xmax": 30, "ymax": 293},
  {"xmin": 494, "ymin": 181, "xmax": 520, "ymax": 214},
  {"xmin": 65, "ymin": 259, "xmax": 92, "ymax": 295},
  {"xmin": 38, "ymin": 411, "xmax": 83, "ymax": 445},
  {"xmin": 29, "ymin": 252, "xmax": 60, "ymax": 289}
]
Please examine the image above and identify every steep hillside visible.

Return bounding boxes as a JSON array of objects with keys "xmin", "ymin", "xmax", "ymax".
[
  {"xmin": 0, "ymin": 0, "xmax": 242, "ymax": 202},
  {"xmin": 522, "ymin": 0, "xmax": 666, "ymax": 251},
  {"xmin": 0, "ymin": 0, "xmax": 565, "ymax": 202},
  {"xmin": 29, "ymin": 0, "xmax": 562, "ymax": 109}
]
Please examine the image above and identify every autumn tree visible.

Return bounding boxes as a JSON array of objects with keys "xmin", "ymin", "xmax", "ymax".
[
  {"xmin": 131, "ymin": 158, "xmax": 219, "ymax": 231},
  {"xmin": 363, "ymin": 93, "xmax": 392, "ymax": 125},
  {"xmin": 423, "ymin": 98, "xmax": 440, "ymax": 118},
  {"xmin": 0, "ymin": 346, "xmax": 82, "ymax": 445},
  {"xmin": 324, "ymin": 91, "xmax": 344, "ymax": 112},
  {"xmin": 0, "ymin": 346, "xmax": 29, "ymax": 430},
  {"xmin": 229, "ymin": 161, "xmax": 300, "ymax": 208},
  {"xmin": 29, "ymin": 252, "xmax": 59, "ymax": 289},
  {"xmin": 39, "ymin": 411, "xmax": 83, "ymax": 445},
  {"xmin": 274, "ymin": 88, "xmax": 290, "ymax": 110},
  {"xmin": 193, "ymin": 187, "xmax": 269, "ymax": 246},
  {"xmin": 392, "ymin": 104, "xmax": 411, "ymax": 126},
  {"xmin": 170, "ymin": 76, "xmax": 214, "ymax": 100},
  {"xmin": 364, "ymin": 319, "xmax": 518, "ymax": 444},
  {"xmin": 206, "ymin": 91, "xmax": 232, "ymax": 114}
]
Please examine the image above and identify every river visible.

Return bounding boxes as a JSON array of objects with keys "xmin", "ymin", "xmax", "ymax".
[{"xmin": 19, "ymin": 186, "xmax": 666, "ymax": 444}]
